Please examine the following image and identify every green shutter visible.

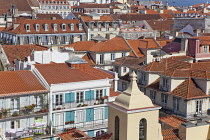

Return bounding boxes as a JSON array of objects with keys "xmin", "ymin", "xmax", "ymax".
[
  {"xmin": 66, "ymin": 112, "xmax": 71, "ymax": 122},
  {"xmin": 66, "ymin": 111, "xmax": 75, "ymax": 123},
  {"xmin": 85, "ymin": 91, "xmax": 91, "ymax": 100},
  {"xmin": 104, "ymin": 89, "xmax": 107, "ymax": 96},
  {"xmin": 104, "ymin": 106, "xmax": 108, "ymax": 119},
  {"xmin": 70, "ymin": 92, "xmax": 75, "ymax": 103},
  {"xmin": 90, "ymin": 90, "xmax": 94, "ymax": 100},
  {"xmin": 88, "ymin": 130, "xmax": 94, "ymax": 137},
  {"xmin": 65, "ymin": 93, "xmax": 71, "ymax": 103},
  {"xmin": 86, "ymin": 108, "xmax": 94, "ymax": 122}
]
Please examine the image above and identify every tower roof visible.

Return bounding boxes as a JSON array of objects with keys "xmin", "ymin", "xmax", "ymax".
[{"xmin": 114, "ymin": 72, "xmax": 154, "ymax": 109}]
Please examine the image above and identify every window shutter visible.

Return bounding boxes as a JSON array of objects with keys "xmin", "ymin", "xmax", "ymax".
[
  {"xmin": 70, "ymin": 92, "xmax": 75, "ymax": 103},
  {"xmin": 70, "ymin": 111, "xmax": 75, "ymax": 121},
  {"xmin": 86, "ymin": 108, "xmax": 94, "ymax": 122},
  {"xmin": 65, "ymin": 93, "xmax": 71, "ymax": 103},
  {"xmin": 66, "ymin": 111, "xmax": 71, "ymax": 122},
  {"xmin": 90, "ymin": 90, "xmax": 94, "ymax": 100},
  {"xmin": 104, "ymin": 89, "xmax": 107, "ymax": 96},
  {"xmin": 85, "ymin": 91, "xmax": 91, "ymax": 101},
  {"xmin": 88, "ymin": 130, "xmax": 94, "ymax": 137},
  {"xmin": 104, "ymin": 106, "xmax": 108, "ymax": 119}
]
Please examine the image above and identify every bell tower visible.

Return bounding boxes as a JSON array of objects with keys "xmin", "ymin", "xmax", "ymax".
[{"xmin": 107, "ymin": 72, "xmax": 163, "ymax": 140}]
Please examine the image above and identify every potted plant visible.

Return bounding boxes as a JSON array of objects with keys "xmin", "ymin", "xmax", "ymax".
[
  {"xmin": 82, "ymin": 104, "xmax": 88, "ymax": 107},
  {"xmin": 12, "ymin": 111, "xmax": 19, "ymax": 117},
  {"xmin": 70, "ymin": 121, "xmax": 74, "ymax": 124},
  {"xmin": 57, "ymin": 108, "xmax": 61, "ymax": 110},
  {"xmin": 77, "ymin": 104, "xmax": 82, "ymax": 107}
]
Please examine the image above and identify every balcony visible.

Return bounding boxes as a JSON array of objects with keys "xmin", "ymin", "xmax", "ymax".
[
  {"xmin": 0, "ymin": 104, "xmax": 48, "ymax": 121},
  {"xmin": 96, "ymin": 60, "xmax": 112, "ymax": 65},
  {"xmin": 53, "ymin": 119, "xmax": 108, "ymax": 134},
  {"xmin": 53, "ymin": 97, "xmax": 109, "ymax": 111},
  {"xmin": 160, "ymin": 85, "xmax": 169, "ymax": 92}
]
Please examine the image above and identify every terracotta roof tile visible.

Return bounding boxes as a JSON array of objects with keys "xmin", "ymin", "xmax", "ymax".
[
  {"xmin": 111, "ymin": 14, "xmax": 162, "ymax": 21},
  {"xmin": 81, "ymin": 15, "xmax": 113, "ymax": 22},
  {"xmin": 146, "ymin": 20, "xmax": 174, "ymax": 31},
  {"xmin": 159, "ymin": 14, "xmax": 174, "ymax": 19},
  {"xmin": 110, "ymin": 88, "xmax": 120, "ymax": 97},
  {"xmin": 62, "ymin": 37, "xmax": 130, "ymax": 53},
  {"xmin": 82, "ymin": 53, "xmax": 96, "ymax": 66},
  {"xmin": 61, "ymin": 41, "xmax": 96, "ymax": 51},
  {"xmin": 162, "ymin": 129, "xmax": 181, "ymax": 140},
  {"xmin": 2, "ymin": 44, "xmax": 49, "ymax": 66},
  {"xmin": 0, "ymin": 70, "xmax": 47, "ymax": 97},
  {"xmin": 34, "ymin": 63, "xmax": 113, "ymax": 84},
  {"xmin": 58, "ymin": 130, "xmax": 91, "ymax": 140},
  {"xmin": 147, "ymin": 78, "xmax": 160, "ymax": 90},
  {"xmin": 113, "ymin": 56, "xmax": 144, "ymax": 66},
  {"xmin": 168, "ymin": 77, "xmax": 208, "ymax": 99},
  {"xmin": 74, "ymin": 3, "xmax": 109, "ymax": 9},
  {"xmin": 36, "ymin": 14, "xmax": 63, "ymax": 19},
  {"xmin": 159, "ymin": 115, "xmax": 187, "ymax": 128},
  {"xmin": 3, "ymin": 19, "xmax": 85, "ymax": 34}
]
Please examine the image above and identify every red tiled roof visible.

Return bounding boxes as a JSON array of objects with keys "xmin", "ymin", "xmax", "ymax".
[
  {"xmin": 2, "ymin": 44, "xmax": 49, "ymax": 66},
  {"xmin": 74, "ymin": 3, "xmax": 109, "ymax": 9},
  {"xmin": 34, "ymin": 63, "xmax": 113, "ymax": 84},
  {"xmin": 146, "ymin": 20, "xmax": 174, "ymax": 31},
  {"xmin": 0, "ymin": 27, "xmax": 5, "ymax": 31},
  {"xmin": 62, "ymin": 37, "xmax": 130, "ymax": 53},
  {"xmin": 159, "ymin": 115, "xmax": 187, "ymax": 128},
  {"xmin": 3, "ymin": 19, "xmax": 85, "ymax": 34},
  {"xmin": 0, "ymin": 70, "xmax": 47, "ymax": 97},
  {"xmin": 162, "ymin": 129, "xmax": 181, "ymax": 140},
  {"xmin": 81, "ymin": 15, "xmax": 113, "ymax": 22},
  {"xmin": 36, "ymin": 14, "xmax": 63, "ymax": 19},
  {"xmin": 110, "ymin": 88, "xmax": 120, "ymax": 97},
  {"xmin": 58, "ymin": 130, "xmax": 91, "ymax": 140},
  {"xmin": 82, "ymin": 53, "xmax": 96, "ymax": 66},
  {"xmin": 168, "ymin": 77, "xmax": 208, "ymax": 99}
]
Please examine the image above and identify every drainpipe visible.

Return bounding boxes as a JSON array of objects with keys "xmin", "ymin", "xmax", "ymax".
[{"xmin": 114, "ymin": 72, "xmax": 119, "ymax": 92}]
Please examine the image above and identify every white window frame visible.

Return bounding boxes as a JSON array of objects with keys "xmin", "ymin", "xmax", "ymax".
[
  {"xmin": 11, "ymin": 98, "xmax": 19, "ymax": 110},
  {"xmin": 173, "ymin": 97, "xmax": 179, "ymax": 111},
  {"xmin": 203, "ymin": 46, "xmax": 208, "ymax": 53},
  {"xmin": 111, "ymin": 53, "xmax": 115, "ymax": 61},
  {"xmin": 76, "ymin": 91, "xmax": 84, "ymax": 103},
  {"xmin": 36, "ymin": 24, "xmax": 40, "ymax": 31},
  {"xmin": 161, "ymin": 94, "xmax": 167, "ymax": 105},
  {"xmin": 11, "ymin": 120, "xmax": 20, "ymax": 129},
  {"xmin": 96, "ymin": 89, "xmax": 103, "ymax": 100},
  {"xmin": 55, "ymin": 94, "xmax": 63, "ymax": 105},
  {"xmin": 53, "ymin": 24, "xmax": 57, "ymax": 31},
  {"xmin": 62, "ymin": 24, "xmax": 66, "ymax": 31},
  {"xmin": 45, "ymin": 24, "xmax": 49, "ymax": 31},
  {"xmin": 196, "ymin": 100, "xmax": 202, "ymax": 114},
  {"xmin": 26, "ymin": 24, "xmax": 30, "ymax": 32},
  {"xmin": 150, "ymin": 90, "xmax": 156, "ymax": 101}
]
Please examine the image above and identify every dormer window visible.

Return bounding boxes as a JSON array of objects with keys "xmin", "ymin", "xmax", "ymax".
[
  {"xmin": 35, "ymin": 24, "xmax": 40, "ymax": 31},
  {"xmin": 70, "ymin": 23, "xmax": 74, "ymax": 31},
  {"xmin": 105, "ymin": 22, "xmax": 109, "ymax": 31},
  {"xmin": 62, "ymin": 23, "xmax": 66, "ymax": 31},
  {"xmin": 45, "ymin": 24, "xmax": 49, "ymax": 31},
  {"xmin": 25, "ymin": 24, "xmax": 30, "ymax": 32},
  {"xmin": 97, "ymin": 22, "xmax": 101, "ymax": 31},
  {"xmin": 79, "ymin": 23, "xmax": 82, "ymax": 31},
  {"xmin": 53, "ymin": 24, "xmax": 57, "ymax": 31},
  {"xmin": 203, "ymin": 46, "xmax": 208, "ymax": 53}
]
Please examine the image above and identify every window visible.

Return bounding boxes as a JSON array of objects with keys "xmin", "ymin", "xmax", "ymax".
[
  {"xmin": 34, "ymin": 95, "xmax": 43, "ymax": 107},
  {"xmin": 161, "ymin": 94, "xmax": 167, "ymax": 105},
  {"xmin": 45, "ymin": 24, "xmax": 49, "ymax": 31},
  {"xmin": 150, "ymin": 90, "xmax": 156, "ymax": 101},
  {"xmin": 122, "ymin": 52, "xmax": 125, "ymax": 57},
  {"xmin": 26, "ymin": 24, "xmax": 30, "ymax": 31},
  {"xmin": 76, "ymin": 92, "xmax": 84, "ymax": 103},
  {"xmin": 162, "ymin": 77, "xmax": 168, "ymax": 91},
  {"xmin": 70, "ymin": 23, "xmax": 74, "ymax": 31},
  {"xmin": 139, "ymin": 119, "xmax": 147, "ymax": 140},
  {"xmin": 54, "ymin": 24, "xmax": 57, "ymax": 31},
  {"xmin": 141, "ymin": 73, "xmax": 146, "ymax": 85},
  {"xmin": 203, "ymin": 46, "xmax": 208, "ymax": 53},
  {"xmin": 111, "ymin": 53, "xmax": 115, "ymax": 61},
  {"xmin": 11, "ymin": 98, "xmax": 19, "ymax": 110},
  {"xmin": 11, "ymin": 120, "xmax": 20, "ymax": 129},
  {"xmin": 90, "ymin": 34, "xmax": 94, "ymax": 39},
  {"xmin": 98, "ymin": 23, "xmax": 101, "ymax": 31},
  {"xmin": 35, "ymin": 24, "xmax": 40, "ymax": 31},
  {"xmin": 62, "ymin": 24, "xmax": 66, "ymax": 31},
  {"xmin": 122, "ymin": 82, "xmax": 127, "ymax": 91},
  {"xmin": 196, "ymin": 100, "xmax": 202, "ymax": 114},
  {"xmin": 79, "ymin": 23, "xmax": 82, "ymax": 31},
  {"xmin": 123, "ymin": 67, "xmax": 127, "ymax": 73},
  {"xmin": 173, "ymin": 97, "xmax": 179, "ymax": 111},
  {"xmin": 96, "ymin": 89, "xmax": 103, "ymax": 100},
  {"xmin": 55, "ymin": 94, "xmax": 63, "ymax": 105},
  {"xmin": 99, "ymin": 54, "xmax": 104, "ymax": 64},
  {"xmin": 115, "ymin": 116, "xmax": 120, "ymax": 140}
]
